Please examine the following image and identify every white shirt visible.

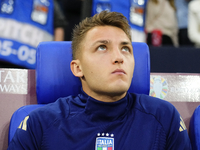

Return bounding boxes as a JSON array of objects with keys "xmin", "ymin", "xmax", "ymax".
[{"xmin": 188, "ymin": 0, "xmax": 200, "ymax": 47}]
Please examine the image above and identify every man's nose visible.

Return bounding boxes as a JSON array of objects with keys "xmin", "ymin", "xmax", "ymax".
[{"xmin": 112, "ymin": 49, "xmax": 124, "ymax": 64}]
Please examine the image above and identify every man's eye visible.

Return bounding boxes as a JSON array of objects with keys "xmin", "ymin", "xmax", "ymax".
[
  {"xmin": 122, "ymin": 47, "xmax": 130, "ymax": 52},
  {"xmin": 97, "ymin": 45, "xmax": 107, "ymax": 51}
]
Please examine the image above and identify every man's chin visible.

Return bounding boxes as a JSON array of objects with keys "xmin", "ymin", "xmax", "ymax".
[
  {"xmin": 111, "ymin": 82, "xmax": 130, "ymax": 91},
  {"xmin": 107, "ymin": 86, "xmax": 128, "ymax": 96}
]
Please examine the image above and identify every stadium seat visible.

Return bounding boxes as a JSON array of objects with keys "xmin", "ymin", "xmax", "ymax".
[
  {"xmin": 8, "ymin": 41, "xmax": 150, "ymax": 144},
  {"xmin": 189, "ymin": 105, "xmax": 200, "ymax": 150}
]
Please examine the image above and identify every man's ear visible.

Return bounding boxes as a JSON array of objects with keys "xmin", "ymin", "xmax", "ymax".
[{"xmin": 70, "ymin": 60, "xmax": 83, "ymax": 77}]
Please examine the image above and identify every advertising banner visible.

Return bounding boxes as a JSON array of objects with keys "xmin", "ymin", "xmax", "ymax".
[{"xmin": 0, "ymin": 0, "xmax": 54, "ymax": 68}]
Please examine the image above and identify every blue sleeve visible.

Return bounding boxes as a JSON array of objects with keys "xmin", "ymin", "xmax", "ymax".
[
  {"xmin": 7, "ymin": 114, "xmax": 43, "ymax": 150},
  {"xmin": 139, "ymin": 94, "xmax": 192, "ymax": 150},
  {"xmin": 165, "ymin": 106, "xmax": 192, "ymax": 150},
  {"xmin": 7, "ymin": 98, "xmax": 70, "ymax": 149}
]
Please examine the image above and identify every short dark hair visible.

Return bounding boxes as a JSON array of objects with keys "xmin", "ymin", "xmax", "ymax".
[{"xmin": 72, "ymin": 11, "xmax": 131, "ymax": 59}]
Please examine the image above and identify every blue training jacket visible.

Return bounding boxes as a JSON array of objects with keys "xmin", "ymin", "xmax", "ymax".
[{"xmin": 8, "ymin": 90, "xmax": 192, "ymax": 149}]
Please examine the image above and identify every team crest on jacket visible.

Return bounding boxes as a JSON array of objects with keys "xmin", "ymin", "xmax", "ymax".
[{"xmin": 96, "ymin": 133, "xmax": 114, "ymax": 150}]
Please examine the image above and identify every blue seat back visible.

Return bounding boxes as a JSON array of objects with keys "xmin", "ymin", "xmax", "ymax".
[{"xmin": 8, "ymin": 41, "xmax": 150, "ymax": 144}]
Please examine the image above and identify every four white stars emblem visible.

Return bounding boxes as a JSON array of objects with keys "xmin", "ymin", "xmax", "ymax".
[{"xmin": 97, "ymin": 133, "xmax": 114, "ymax": 137}]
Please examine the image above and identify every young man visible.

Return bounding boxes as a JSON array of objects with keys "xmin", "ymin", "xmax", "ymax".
[{"xmin": 8, "ymin": 11, "xmax": 191, "ymax": 149}]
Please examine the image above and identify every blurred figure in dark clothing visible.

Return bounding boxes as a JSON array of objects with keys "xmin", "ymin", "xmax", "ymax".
[
  {"xmin": 57, "ymin": 0, "xmax": 83, "ymax": 41},
  {"xmin": 174, "ymin": 0, "xmax": 194, "ymax": 47}
]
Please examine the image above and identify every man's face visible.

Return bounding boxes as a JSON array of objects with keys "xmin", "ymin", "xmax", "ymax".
[{"xmin": 71, "ymin": 26, "xmax": 135, "ymax": 102}]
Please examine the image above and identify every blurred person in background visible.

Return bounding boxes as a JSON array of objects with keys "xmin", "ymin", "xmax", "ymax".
[
  {"xmin": 188, "ymin": 0, "xmax": 200, "ymax": 48},
  {"xmin": 174, "ymin": 0, "xmax": 194, "ymax": 47},
  {"xmin": 53, "ymin": 0, "xmax": 68, "ymax": 41},
  {"xmin": 57, "ymin": 0, "xmax": 83, "ymax": 41},
  {"xmin": 145, "ymin": 0, "xmax": 178, "ymax": 47}
]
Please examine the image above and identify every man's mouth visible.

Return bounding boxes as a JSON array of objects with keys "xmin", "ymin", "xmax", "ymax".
[{"xmin": 112, "ymin": 69, "xmax": 126, "ymax": 75}]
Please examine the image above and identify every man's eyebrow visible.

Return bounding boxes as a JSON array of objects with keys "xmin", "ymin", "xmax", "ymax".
[
  {"xmin": 92, "ymin": 40, "xmax": 110, "ymax": 46},
  {"xmin": 121, "ymin": 41, "xmax": 132, "ymax": 45},
  {"xmin": 92, "ymin": 40, "xmax": 132, "ymax": 46}
]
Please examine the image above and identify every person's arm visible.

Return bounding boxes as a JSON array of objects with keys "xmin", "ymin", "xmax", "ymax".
[
  {"xmin": 8, "ymin": 114, "xmax": 43, "ymax": 149},
  {"xmin": 54, "ymin": 27, "xmax": 64, "ymax": 41},
  {"xmin": 53, "ymin": 0, "xmax": 68, "ymax": 41},
  {"xmin": 141, "ymin": 95, "xmax": 192, "ymax": 150},
  {"xmin": 165, "ymin": 107, "xmax": 192, "ymax": 150}
]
